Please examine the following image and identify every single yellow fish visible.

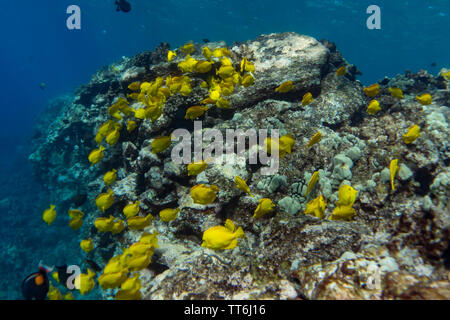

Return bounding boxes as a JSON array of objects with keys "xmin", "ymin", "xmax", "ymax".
[
  {"xmin": 389, "ymin": 87, "xmax": 404, "ymax": 99},
  {"xmin": 275, "ymin": 80, "xmax": 293, "ymax": 93},
  {"xmin": 201, "ymin": 219, "xmax": 245, "ymax": 250},
  {"xmin": 42, "ymin": 204, "xmax": 57, "ymax": 226},
  {"xmin": 151, "ymin": 135, "xmax": 172, "ymax": 154},
  {"xmin": 234, "ymin": 176, "xmax": 253, "ymax": 197},
  {"xmin": 185, "ymin": 105, "xmax": 209, "ymax": 120},
  {"xmin": 302, "ymin": 92, "xmax": 314, "ymax": 106},
  {"xmin": 390, "ymin": 159, "xmax": 399, "ymax": 191},
  {"xmin": 167, "ymin": 50, "xmax": 176, "ymax": 62},
  {"xmin": 415, "ymin": 93, "xmax": 432, "ymax": 105},
  {"xmin": 123, "ymin": 200, "xmax": 140, "ymax": 219},
  {"xmin": 367, "ymin": 100, "xmax": 381, "ymax": 115},
  {"xmin": 402, "ymin": 125, "xmax": 420, "ymax": 144},
  {"xmin": 128, "ymin": 82, "xmax": 140, "ymax": 91},
  {"xmin": 253, "ymin": 198, "xmax": 275, "ymax": 219},
  {"xmin": 103, "ymin": 169, "xmax": 117, "ymax": 186},
  {"xmin": 80, "ymin": 239, "xmax": 94, "ymax": 253},
  {"xmin": 127, "ymin": 214, "xmax": 153, "ymax": 230},
  {"xmin": 95, "ymin": 189, "xmax": 115, "ymax": 212},
  {"xmin": 75, "ymin": 269, "xmax": 96, "ymax": 296},
  {"xmin": 305, "ymin": 171, "xmax": 319, "ymax": 196},
  {"xmin": 363, "ymin": 83, "xmax": 380, "ymax": 97},
  {"xmin": 306, "ymin": 132, "xmax": 322, "ymax": 148},
  {"xmin": 191, "ymin": 184, "xmax": 219, "ymax": 205},
  {"xmin": 187, "ymin": 160, "xmax": 208, "ymax": 176},
  {"xmin": 88, "ymin": 146, "xmax": 105, "ymax": 166},
  {"xmin": 159, "ymin": 208, "xmax": 180, "ymax": 222},
  {"xmin": 336, "ymin": 66, "xmax": 346, "ymax": 76},
  {"xmin": 304, "ymin": 195, "xmax": 327, "ymax": 219}
]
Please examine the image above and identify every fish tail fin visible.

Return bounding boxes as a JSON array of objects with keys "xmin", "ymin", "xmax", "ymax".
[
  {"xmin": 235, "ymin": 226, "xmax": 245, "ymax": 239},
  {"xmin": 38, "ymin": 261, "xmax": 54, "ymax": 273}
]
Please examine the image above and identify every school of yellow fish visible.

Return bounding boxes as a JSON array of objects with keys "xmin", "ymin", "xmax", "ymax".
[{"xmin": 40, "ymin": 40, "xmax": 443, "ymax": 299}]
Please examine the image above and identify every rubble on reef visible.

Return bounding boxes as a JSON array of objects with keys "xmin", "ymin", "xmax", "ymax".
[{"xmin": 29, "ymin": 32, "xmax": 449, "ymax": 300}]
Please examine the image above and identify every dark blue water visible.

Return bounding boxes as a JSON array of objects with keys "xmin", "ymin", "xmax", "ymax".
[{"xmin": 0, "ymin": 0, "xmax": 448, "ymax": 299}]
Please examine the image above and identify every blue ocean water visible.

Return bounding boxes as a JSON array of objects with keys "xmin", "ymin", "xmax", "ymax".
[{"xmin": 0, "ymin": 0, "xmax": 448, "ymax": 299}]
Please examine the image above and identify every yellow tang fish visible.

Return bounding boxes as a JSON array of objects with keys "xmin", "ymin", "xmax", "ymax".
[
  {"xmin": 329, "ymin": 205, "xmax": 356, "ymax": 221},
  {"xmin": 88, "ymin": 146, "xmax": 105, "ymax": 166},
  {"xmin": 367, "ymin": 100, "xmax": 381, "ymax": 115},
  {"xmin": 116, "ymin": 274, "xmax": 142, "ymax": 297},
  {"xmin": 42, "ymin": 204, "xmax": 57, "ymax": 226},
  {"xmin": 194, "ymin": 61, "xmax": 213, "ymax": 73},
  {"xmin": 95, "ymin": 132, "xmax": 105, "ymax": 145},
  {"xmin": 302, "ymin": 92, "xmax": 314, "ymax": 106},
  {"xmin": 336, "ymin": 185, "xmax": 358, "ymax": 207},
  {"xmin": 306, "ymin": 132, "xmax": 322, "ymax": 148},
  {"xmin": 253, "ymin": 198, "xmax": 275, "ymax": 219},
  {"xmin": 305, "ymin": 171, "xmax": 319, "ymax": 196},
  {"xmin": 304, "ymin": 195, "xmax": 327, "ymax": 219},
  {"xmin": 126, "ymin": 120, "xmax": 137, "ymax": 132},
  {"xmin": 159, "ymin": 208, "xmax": 180, "ymax": 222},
  {"xmin": 151, "ymin": 135, "xmax": 172, "ymax": 154},
  {"xmin": 275, "ymin": 80, "xmax": 293, "ymax": 93},
  {"xmin": 80, "ymin": 239, "xmax": 94, "ymax": 253},
  {"xmin": 390, "ymin": 159, "xmax": 399, "ymax": 191},
  {"xmin": 441, "ymin": 70, "xmax": 450, "ymax": 80},
  {"xmin": 240, "ymin": 57, "xmax": 255, "ymax": 73},
  {"xmin": 187, "ymin": 160, "xmax": 208, "ymax": 176},
  {"xmin": 115, "ymin": 274, "xmax": 142, "ymax": 300},
  {"xmin": 216, "ymin": 66, "xmax": 235, "ymax": 79},
  {"xmin": 167, "ymin": 50, "xmax": 176, "ymax": 62},
  {"xmin": 75, "ymin": 269, "xmax": 96, "ymax": 296},
  {"xmin": 48, "ymin": 285, "xmax": 62, "ymax": 300},
  {"xmin": 180, "ymin": 43, "xmax": 195, "ymax": 55},
  {"xmin": 128, "ymin": 82, "xmax": 140, "ymax": 91},
  {"xmin": 95, "ymin": 189, "xmax": 115, "ymax": 212},
  {"xmin": 241, "ymin": 74, "xmax": 255, "ymax": 88},
  {"xmin": 234, "ymin": 176, "xmax": 253, "ymax": 197},
  {"xmin": 191, "ymin": 184, "xmax": 219, "ymax": 205},
  {"xmin": 363, "ymin": 83, "xmax": 380, "ymax": 97},
  {"xmin": 179, "ymin": 82, "xmax": 192, "ymax": 96},
  {"xmin": 68, "ymin": 209, "xmax": 84, "ymax": 230},
  {"xmin": 201, "ymin": 219, "xmax": 245, "ymax": 250},
  {"xmin": 111, "ymin": 220, "xmax": 126, "ymax": 235},
  {"xmin": 336, "ymin": 66, "xmax": 346, "ymax": 76},
  {"xmin": 216, "ymin": 97, "xmax": 231, "ymax": 109},
  {"xmin": 264, "ymin": 134, "xmax": 294, "ymax": 158},
  {"xmin": 185, "ymin": 105, "xmax": 208, "ymax": 120},
  {"xmin": 202, "ymin": 46, "xmax": 212, "ymax": 60},
  {"xmin": 123, "ymin": 200, "xmax": 140, "ymax": 219},
  {"xmin": 402, "ymin": 125, "xmax": 420, "ymax": 144},
  {"xmin": 389, "ymin": 87, "xmax": 404, "ymax": 99},
  {"xmin": 69, "ymin": 218, "xmax": 83, "ymax": 231},
  {"xmin": 415, "ymin": 93, "xmax": 432, "ymax": 105},
  {"xmin": 63, "ymin": 292, "xmax": 75, "ymax": 300},
  {"xmin": 127, "ymin": 214, "xmax": 153, "ymax": 230},
  {"xmin": 98, "ymin": 271, "xmax": 127, "ymax": 289},
  {"xmin": 94, "ymin": 215, "xmax": 115, "ymax": 232},
  {"xmin": 103, "ymin": 169, "xmax": 117, "ymax": 186},
  {"xmin": 106, "ymin": 129, "xmax": 120, "ymax": 146}
]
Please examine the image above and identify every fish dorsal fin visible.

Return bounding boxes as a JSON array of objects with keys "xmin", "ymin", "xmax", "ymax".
[{"xmin": 224, "ymin": 219, "xmax": 235, "ymax": 232}]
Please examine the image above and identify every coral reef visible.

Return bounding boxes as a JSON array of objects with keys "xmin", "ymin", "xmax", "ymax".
[{"xmin": 30, "ymin": 32, "xmax": 449, "ymax": 300}]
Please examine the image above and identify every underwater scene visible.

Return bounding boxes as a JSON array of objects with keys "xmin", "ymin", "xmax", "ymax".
[{"xmin": 1, "ymin": 0, "xmax": 449, "ymax": 300}]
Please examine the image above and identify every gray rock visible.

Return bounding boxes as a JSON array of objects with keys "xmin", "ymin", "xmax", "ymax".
[{"xmin": 278, "ymin": 196, "xmax": 301, "ymax": 215}]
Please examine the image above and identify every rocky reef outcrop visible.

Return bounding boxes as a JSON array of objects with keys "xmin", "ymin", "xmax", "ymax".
[{"xmin": 29, "ymin": 32, "xmax": 449, "ymax": 300}]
